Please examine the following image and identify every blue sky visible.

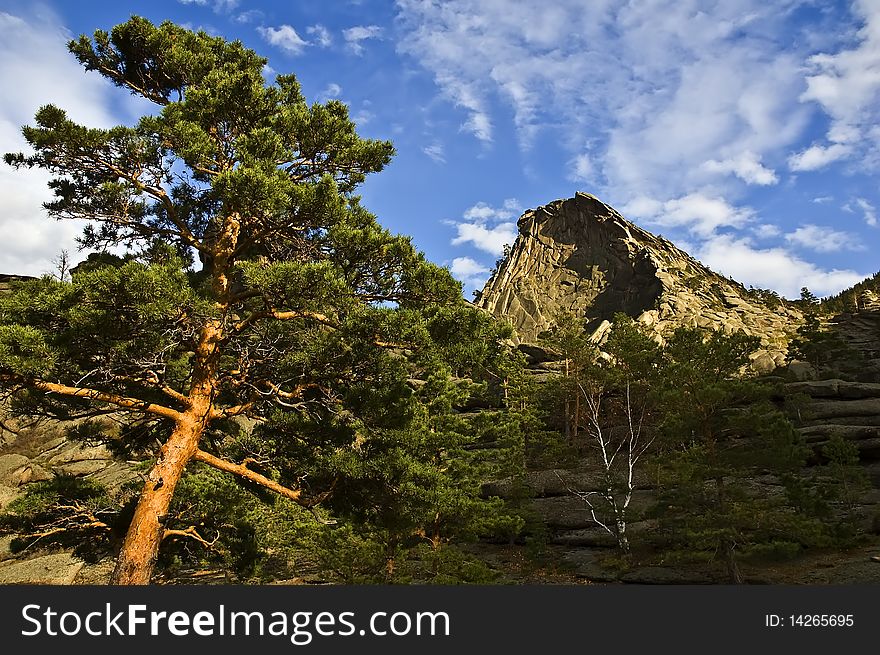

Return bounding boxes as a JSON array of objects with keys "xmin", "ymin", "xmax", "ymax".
[{"xmin": 0, "ymin": 0, "xmax": 878, "ymax": 298}]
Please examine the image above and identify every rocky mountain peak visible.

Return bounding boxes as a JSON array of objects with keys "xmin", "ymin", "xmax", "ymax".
[{"xmin": 476, "ymin": 192, "xmax": 802, "ymax": 370}]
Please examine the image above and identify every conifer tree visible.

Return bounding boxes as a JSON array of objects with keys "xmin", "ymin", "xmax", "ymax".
[
  {"xmin": 653, "ymin": 328, "xmax": 822, "ymax": 582},
  {"xmin": 0, "ymin": 17, "xmax": 499, "ymax": 584}
]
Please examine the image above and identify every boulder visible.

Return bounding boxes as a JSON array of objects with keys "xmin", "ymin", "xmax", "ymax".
[
  {"xmin": 517, "ymin": 343, "xmax": 559, "ymax": 364},
  {"xmin": 786, "ymin": 379, "xmax": 880, "ymax": 399},
  {"xmin": 0, "ymin": 552, "xmax": 84, "ymax": 585},
  {"xmin": 807, "ymin": 399, "xmax": 880, "ymax": 420},
  {"xmin": 0, "ymin": 454, "xmax": 30, "ymax": 485},
  {"xmin": 47, "ymin": 443, "xmax": 112, "ymax": 466}
]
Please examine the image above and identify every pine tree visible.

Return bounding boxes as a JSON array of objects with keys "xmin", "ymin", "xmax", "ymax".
[
  {"xmin": 652, "ymin": 328, "xmax": 822, "ymax": 582},
  {"xmin": 0, "ymin": 17, "xmax": 499, "ymax": 584},
  {"xmin": 258, "ymin": 304, "xmax": 524, "ymax": 582}
]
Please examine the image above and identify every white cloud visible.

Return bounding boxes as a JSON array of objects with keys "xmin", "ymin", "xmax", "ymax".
[
  {"xmin": 797, "ymin": 0, "xmax": 880, "ymax": 169},
  {"xmin": 696, "ymin": 235, "xmax": 866, "ymax": 298},
  {"xmin": 702, "ymin": 151, "xmax": 778, "ymax": 185},
  {"xmin": 449, "ymin": 198, "xmax": 522, "ymax": 255},
  {"xmin": 0, "ymin": 10, "xmax": 126, "ymax": 276},
  {"xmin": 462, "ymin": 198, "xmax": 521, "ymax": 222},
  {"xmin": 234, "ymin": 10, "xmax": 263, "ymax": 24},
  {"xmin": 343, "ymin": 25, "xmax": 382, "ymax": 55},
  {"xmin": 449, "ymin": 256, "xmax": 491, "ymax": 289},
  {"xmin": 396, "ymin": 1, "xmax": 871, "ymax": 300},
  {"xmin": 754, "ymin": 224, "xmax": 781, "ymax": 239},
  {"xmin": 352, "ymin": 108, "xmax": 374, "ymax": 126},
  {"xmin": 179, "ymin": 22, "xmax": 220, "ymax": 37},
  {"xmin": 178, "ymin": 0, "xmax": 240, "ymax": 12},
  {"xmin": 317, "ymin": 83, "xmax": 342, "ymax": 103},
  {"xmin": 855, "ymin": 197, "xmax": 878, "ymax": 226},
  {"xmin": 787, "ymin": 142, "xmax": 851, "ymax": 171},
  {"xmin": 628, "ymin": 192, "xmax": 754, "ymax": 237},
  {"xmin": 461, "ymin": 108, "xmax": 492, "ymax": 142},
  {"xmin": 451, "ymin": 222, "xmax": 517, "ymax": 256},
  {"xmin": 307, "ymin": 24, "xmax": 332, "ymax": 48},
  {"xmin": 621, "ymin": 196, "xmax": 663, "ymax": 219},
  {"xmin": 812, "ymin": 195, "xmax": 833, "ymax": 203},
  {"xmin": 423, "ymin": 142, "xmax": 446, "ymax": 164},
  {"xmin": 396, "ymin": 0, "xmax": 812, "ymax": 199},
  {"xmin": 785, "ymin": 224, "xmax": 865, "ymax": 252},
  {"xmin": 214, "ymin": 0, "xmax": 240, "ymax": 11},
  {"xmin": 258, "ymin": 25, "xmax": 309, "ymax": 55},
  {"xmin": 450, "ymin": 256, "xmax": 489, "ymax": 278},
  {"xmin": 568, "ymin": 153, "xmax": 594, "ymax": 184}
]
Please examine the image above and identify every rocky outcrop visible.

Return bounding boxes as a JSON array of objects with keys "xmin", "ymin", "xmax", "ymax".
[
  {"xmin": 0, "ymin": 414, "xmax": 137, "ymax": 583},
  {"xmin": 783, "ymin": 303, "xmax": 880, "ymax": 460},
  {"xmin": 477, "ymin": 193, "xmax": 801, "ymax": 368}
]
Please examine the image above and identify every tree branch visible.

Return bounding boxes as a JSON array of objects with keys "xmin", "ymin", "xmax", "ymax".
[
  {"xmin": 0, "ymin": 374, "xmax": 183, "ymax": 422},
  {"xmin": 193, "ymin": 449, "xmax": 329, "ymax": 507},
  {"xmin": 162, "ymin": 526, "xmax": 217, "ymax": 548},
  {"xmin": 232, "ymin": 309, "xmax": 335, "ymax": 333},
  {"xmin": 210, "ymin": 399, "xmax": 256, "ymax": 419},
  {"xmin": 93, "ymin": 156, "xmax": 207, "ymax": 254}
]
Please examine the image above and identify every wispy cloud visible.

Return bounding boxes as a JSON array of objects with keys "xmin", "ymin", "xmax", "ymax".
[
  {"xmin": 450, "ymin": 222, "xmax": 518, "ymax": 256},
  {"xmin": 343, "ymin": 25, "xmax": 382, "ymax": 55},
  {"xmin": 352, "ymin": 108, "xmax": 374, "ymax": 126},
  {"xmin": 785, "ymin": 224, "xmax": 866, "ymax": 252},
  {"xmin": 702, "ymin": 151, "xmax": 778, "ymax": 185},
  {"xmin": 855, "ymin": 197, "xmax": 878, "ymax": 226},
  {"xmin": 463, "ymin": 198, "xmax": 521, "ymax": 222},
  {"xmin": 307, "ymin": 24, "xmax": 332, "ymax": 48},
  {"xmin": 788, "ymin": 143, "xmax": 851, "ymax": 171},
  {"xmin": 753, "ymin": 224, "xmax": 781, "ymax": 239},
  {"xmin": 397, "ymin": 1, "xmax": 873, "ymax": 298},
  {"xmin": 626, "ymin": 193, "xmax": 754, "ymax": 238},
  {"xmin": 234, "ymin": 10, "xmax": 263, "ymax": 24},
  {"xmin": 797, "ymin": 0, "xmax": 880, "ymax": 171},
  {"xmin": 177, "ymin": 0, "xmax": 240, "ymax": 13},
  {"xmin": 567, "ymin": 153, "xmax": 594, "ymax": 184},
  {"xmin": 317, "ymin": 83, "xmax": 342, "ymax": 103},
  {"xmin": 396, "ymin": 0, "xmax": 809, "ymax": 192},
  {"xmin": 258, "ymin": 25, "xmax": 309, "ymax": 55},
  {"xmin": 423, "ymin": 142, "xmax": 446, "ymax": 164}
]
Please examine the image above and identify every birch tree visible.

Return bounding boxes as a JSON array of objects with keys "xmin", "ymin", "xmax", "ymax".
[{"xmin": 545, "ymin": 315, "xmax": 661, "ymax": 554}]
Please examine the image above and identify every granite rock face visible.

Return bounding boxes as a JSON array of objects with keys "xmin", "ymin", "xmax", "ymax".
[{"xmin": 476, "ymin": 193, "xmax": 802, "ymax": 369}]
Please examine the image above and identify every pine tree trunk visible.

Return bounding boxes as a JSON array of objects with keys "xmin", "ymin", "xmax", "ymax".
[
  {"xmin": 111, "ymin": 241, "xmax": 231, "ymax": 584},
  {"xmin": 110, "ymin": 320, "xmax": 221, "ymax": 585},
  {"xmin": 109, "ymin": 415, "xmax": 205, "ymax": 584}
]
